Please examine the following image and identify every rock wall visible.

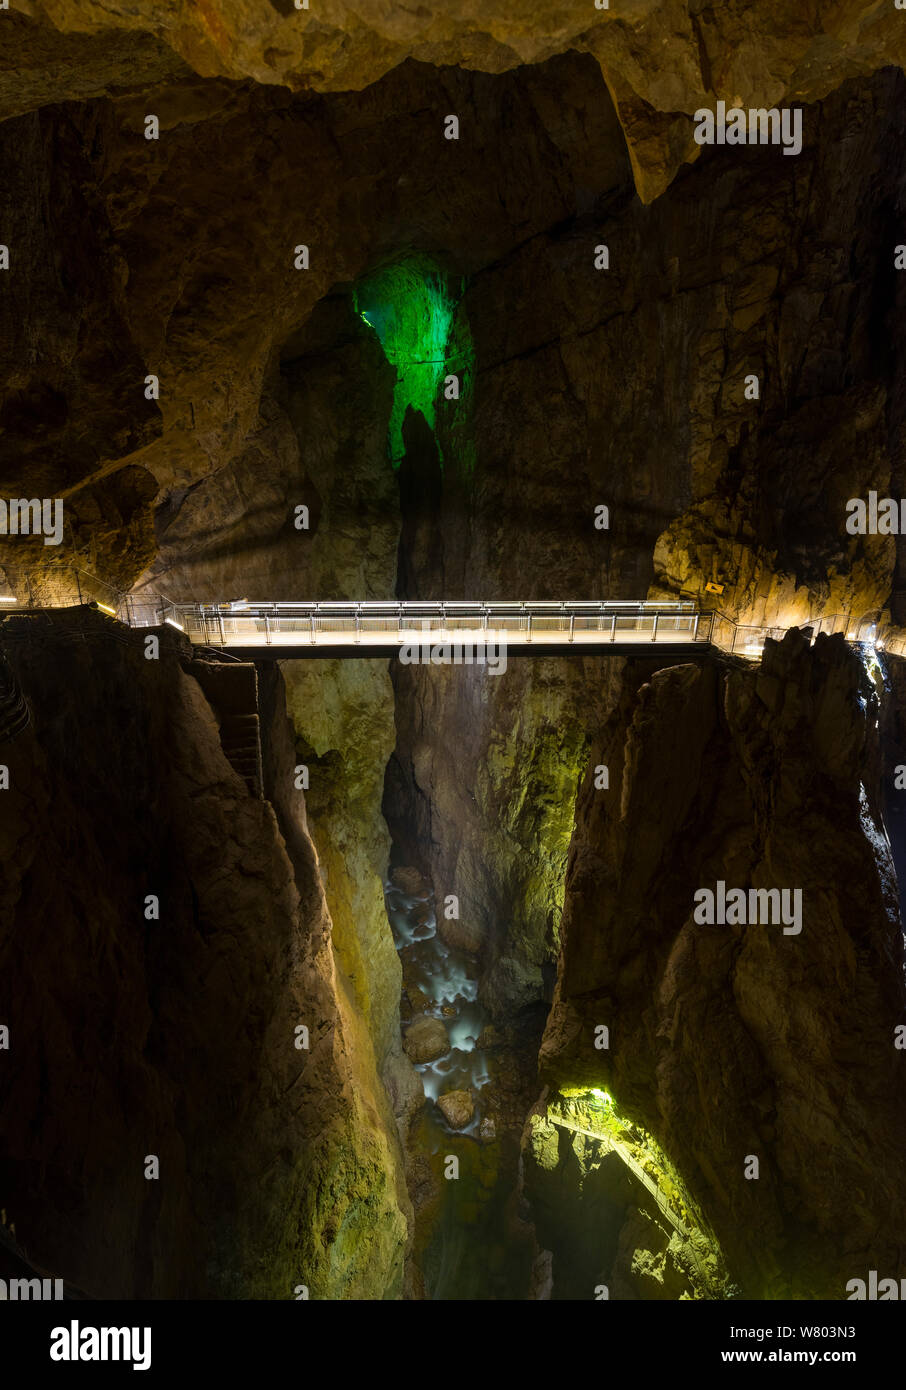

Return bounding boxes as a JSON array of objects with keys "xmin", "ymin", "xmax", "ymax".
[
  {"xmin": 2, "ymin": 55, "xmax": 904, "ymax": 643},
  {"xmin": 533, "ymin": 630, "xmax": 906, "ymax": 1298},
  {"xmin": 3, "ymin": 6, "xmax": 906, "ymax": 1305},
  {"xmin": 280, "ymin": 656, "xmax": 421, "ymax": 1124},
  {"xmin": 0, "ymin": 607, "xmax": 409, "ymax": 1298},
  {"xmin": 385, "ymin": 655, "xmax": 620, "ymax": 1019},
  {"xmin": 8, "ymin": 3, "xmax": 906, "ymax": 201}
]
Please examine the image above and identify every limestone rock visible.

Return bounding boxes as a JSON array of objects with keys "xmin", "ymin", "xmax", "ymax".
[
  {"xmin": 391, "ymin": 865, "xmax": 431, "ymax": 897},
  {"xmin": 534, "ymin": 633, "xmax": 906, "ymax": 1298},
  {"xmin": 437, "ymin": 1090, "xmax": 474, "ymax": 1131},
  {"xmin": 437, "ymin": 913, "xmax": 485, "ymax": 954},
  {"xmin": 404, "ymin": 1015, "xmax": 449, "ymax": 1064},
  {"xmin": 0, "ymin": 611, "xmax": 411, "ymax": 1298},
  {"xmin": 8, "ymin": 4, "xmax": 906, "ymax": 200}
]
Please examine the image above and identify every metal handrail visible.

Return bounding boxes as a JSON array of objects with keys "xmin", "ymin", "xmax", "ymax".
[
  {"xmin": 160, "ymin": 600, "xmax": 705, "ymax": 649},
  {"xmin": 6, "ymin": 582, "xmax": 896, "ymax": 662}
]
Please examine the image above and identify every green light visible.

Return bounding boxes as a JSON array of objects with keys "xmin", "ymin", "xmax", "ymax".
[{"xmin": 352, "ymin": 254, "xmax": 473, "ymax": 470}]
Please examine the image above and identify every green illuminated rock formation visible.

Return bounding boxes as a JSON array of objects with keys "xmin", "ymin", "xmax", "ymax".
[
  {"xmin": 524, "ymin": 1089, "xmax": 732, "ymax": 1300},
  {"xmin": 354, "ymin": 256, "xmax": 470, "ymax": 470}
]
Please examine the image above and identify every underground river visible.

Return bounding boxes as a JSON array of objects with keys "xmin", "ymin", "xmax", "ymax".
[{"xmin": 384, "ymin": 871, "xmax": 538, "ymax": 1298}]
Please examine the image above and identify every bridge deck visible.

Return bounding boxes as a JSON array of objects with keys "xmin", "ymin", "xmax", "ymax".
[
  {"xmin": 2, "ymin": 596, "xmax": 872, "ymax": 662},
  {"xmin": 159, "ymin": 600, "xmax": 716, "ymax": 655}
]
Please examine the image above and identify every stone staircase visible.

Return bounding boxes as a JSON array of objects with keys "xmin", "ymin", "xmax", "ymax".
[
  {"xmin": 188, "ymin": 659, "xmax": 263, "ymax": 797},
  {"xmin": 218, "ymin": 711, "xmax": 264, "ymax": 796}
]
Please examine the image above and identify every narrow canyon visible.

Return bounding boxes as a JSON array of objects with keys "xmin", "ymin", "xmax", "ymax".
[{"xmin": 1, "ymin": 2, "xmax": 905, "ymax": 1305}]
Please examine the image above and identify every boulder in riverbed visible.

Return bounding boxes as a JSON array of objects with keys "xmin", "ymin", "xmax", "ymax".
[
  {"xmin": 391, "ymin": 866, "xmax": 431, "ymax": 896},
  {"xmin": 437, "ymin": 1090, "xmax": 474, "ymax": 1130},
  {"xmin": 404, "ymin": 1015, "xmax": 448, "ymax": 1063}
]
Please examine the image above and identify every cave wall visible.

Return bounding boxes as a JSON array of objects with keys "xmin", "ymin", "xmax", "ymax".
[
  {"xmin": 0, "ymin": 609, "xmax": 409, "ymax": 1298},
  {"xmin": 2, "ymin": 5, "xmax": 906, "ymax": 1306},
  {"xmin": 385, "ymin": 655, "xmax": 619, "ymax": 1020},
  {"xmin": 7, "ymin": 2, "xmax": 906, "ymax": 203},
  {"xmin": 533, "ymin": 630, "xmax": 906, "ymax": 1298},
  {"xmin": 2, "ymin": 55, "xmax": 904, "ymax": 641}
]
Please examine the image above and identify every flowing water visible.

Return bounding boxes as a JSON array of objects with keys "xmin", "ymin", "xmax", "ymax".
[
  {"xmin": 385, "ymin": 878, "xmax": 491, "ymax": 1121},
  {"xmin": 385, "ymin": 877, "xmax": 535, "ymax": 1299}
]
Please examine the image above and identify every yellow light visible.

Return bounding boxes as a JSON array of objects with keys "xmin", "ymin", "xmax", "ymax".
[
  {"xmin": 164, "ymin": 617, "xmax": 185, "ymax": 632},
  {"xmin": 0, "ymin": 596, "xmax": 17, "ymax": 605},
  {"xmin": 96, "ymin": 602, "xmax": 116, "ymax": 617}
]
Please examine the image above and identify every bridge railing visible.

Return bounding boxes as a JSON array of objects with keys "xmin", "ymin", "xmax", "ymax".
[
  {"xmin": 159, "ymin": 600, "xmax": 705, "ymax": 648},
  {"xmin": 703, "ymin": 609, "xmax": 857, "ymax": 656},
  {"xmin": 7, "ymin": 582, "xmax": 889, "ymax": 660}
]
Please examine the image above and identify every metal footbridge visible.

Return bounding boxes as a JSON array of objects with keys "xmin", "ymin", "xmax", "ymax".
[
  {"xmin": 1, "ymin": 581, "xmax": 884, "ymax": 661},
  {"xmin": 155, "ymin": 599, "xmax": 708, "ymax": 656},
  {"xmin": 146, "ymin": 598, "xmax": 872, "ymax": 660}
]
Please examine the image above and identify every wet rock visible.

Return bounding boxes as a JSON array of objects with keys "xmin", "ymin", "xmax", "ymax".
[
  {"xmin": 433, "ymin": 910, "xmax": 481, "ymax": 953},
  {"xmin": 407, "ymin": 985, "xmax": 431, "ymax": 1015},
  {"xmin": 437, "ymin": 1091, "xmax": 475, "ymax": 1131},
  {"xmin": 391, "ymin": 866, "xmax": 431, "ymax": 897},
  {"xmin": 403, "ymin": 1015, "xmax": 449, "ymax": 1064},
  {"xmin": 399, "ymin": 946, "xmax": 431, "ymax": 1008}
]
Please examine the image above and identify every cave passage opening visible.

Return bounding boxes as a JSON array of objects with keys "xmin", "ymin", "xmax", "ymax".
[{"xmin": 352, "ymin": 253, "xmax": 473, "ymax": 471}]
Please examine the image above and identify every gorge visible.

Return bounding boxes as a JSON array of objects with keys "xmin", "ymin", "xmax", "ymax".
[{"xmin": 1, "ymin": 0, "xmax": 905, "ymax": 1309}]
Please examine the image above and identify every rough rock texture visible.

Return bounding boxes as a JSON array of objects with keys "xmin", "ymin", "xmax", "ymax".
[
  {"xmin": 1, "ymin": 56, "xmax": 904, "ymax": 641},
  {"xmin": 535, "ymin": 630, "xmax": 906, "ymax": 1298},
  {"xmin": 0, "ymin": 608, "xmax": 409, "ymax": 1298},
  {"xmin": 403, "ymin": 1014, "xmax": 448, "ymax": 1065},
  {"xmin": 385, "ymin": 656, "xmax": 619, "ymax": 1019},
  {"xmin": 2, "ymin": 6, "xmax": 906, "ymax": 1305},
  {"xmin": 437, "ymin": 1089, "xmax": 474, "ymax": 1131},
  {"xmin": 524, "ymin": 1103, "xmax": 702, "ymax": 1300},
  {"xmin": 373, "ymin": 67, "xmax": 906, "ymax": 1037},
  {"xmin": 280, "ymin": 658, "xmax": 409, "ymax": 1074},
  {"xmin": 390, "ymin": 865, "xmax": 429, "ymax": 896},
  {"xmin": 8, "ymin": 4, "xmax": 906, "ymax": 200}
]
